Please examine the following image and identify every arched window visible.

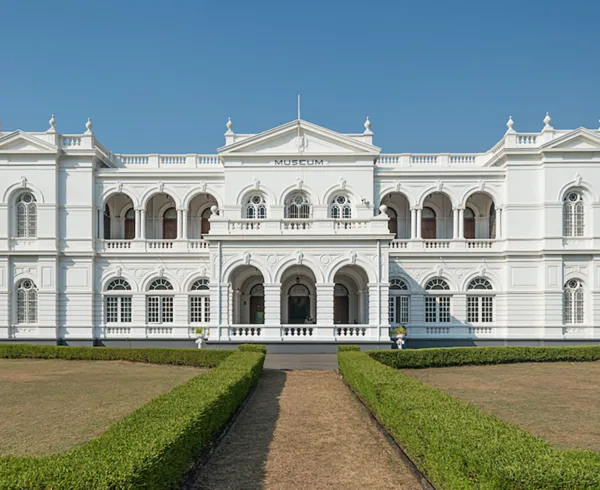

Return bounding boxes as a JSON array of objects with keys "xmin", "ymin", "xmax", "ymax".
[
  {"xmin": 467, "ymin": 278, "xmax": 494, "ymax": 323},
  {"xmin": 245, "ymin": 195, "xmax": 267, "ymax": 219},
  {"xmin": 124, "ymin": 208, "xmax": 135, "ymax": 240},
  {"xmin": 424, "ymin": 278, "xmax": 450, "ymax": 323},
  {"xmin": 16, "ymin": 193, "xmax": 37, "ymax": 238},
  {"xmin": 190, "ymin": 278, "xmax": 210, "ymax": 323},
  {"xmin": 162, "ymin": 207, "xmax": 177, "ymax": 239},
  {"xmin": 389, "ymin": 278, "xmax": 409, "ymax": 324},
  {"xmin": 464, "ymin": 207, "xmax": 475, "ymax": 239},
  {"xmin": 147, "ymin": 278, "xmax": 174, "ymax": 324},
  {"xmin": 16, "ymin": 279, "xmax": 37, "ymax": 324},
  {"xmin": 564, "ymin": 279, "xmax": 584, "ymax": 324},
  {"xmin": 330, "ymin": 195, "xmax": 352, "ymax": 219},
  {"xmin": 105, "ymin": 278, "xmax": 132, "ymax": 323},
  {"xmin": 422, "ymin": 206, "xmax": 436, "ymax": 239},
  {"xmin": 285, "ymin": 193, "xmax": 311, "ymax": 219},
  {"xmin": 563, "ymin": 191, "xmax": 584, "ymax": 237}
]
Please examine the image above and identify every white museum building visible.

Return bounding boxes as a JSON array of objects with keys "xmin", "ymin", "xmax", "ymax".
[{"xmin": 1, "ymin": 112, "xmax": 600, "ymax": 350}]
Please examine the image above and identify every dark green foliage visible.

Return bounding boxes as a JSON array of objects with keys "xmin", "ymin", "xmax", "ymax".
[
  {"xmin": 237, "ymin": 344, "xmax": 267, "ymax": 353},
  {"xmin": 369, "ymin": 345, "xmax": 600, "ymax": 369},
  {"xmin": 0, "ymin": 343, "xmax": 233, "ymax": 368},
  {"xmin": 339, "ymin": 350, "xmax": 600, "ymax": 489},
  {"xmin": 0, "ymin": 345, "xmax": 265, "ymax": 489},
  {"xmin": 337, "ymin": 345, "xmax": 360, "ymax": 352}
]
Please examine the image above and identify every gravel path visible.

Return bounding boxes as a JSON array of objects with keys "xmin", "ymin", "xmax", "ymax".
[{"xmin": 190, "ymin": 370, "xmax": 420, "ymax": 490}]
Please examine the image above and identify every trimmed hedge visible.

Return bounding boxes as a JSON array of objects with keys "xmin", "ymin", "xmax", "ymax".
[
  {"xmin": 237, "ymin": 344, "xmax": 267, "ymax": 353},
  {"xmin": 0, "ymin": 343, "xmax": 232, "ymax": 368},
  {"xmin": 338, "ymin": 345, "xmax": 361, "ymax": 352},
  {"xmin": 339, "ymin": 349, "xmax": 600, "ymax": 489},
  {"xmin": 0, "ymin": 345, "xmax": 265, "ymax": 489},
  {"xmin": 370, "ymin": 345, "xmax": 600, "ymax": 369}
]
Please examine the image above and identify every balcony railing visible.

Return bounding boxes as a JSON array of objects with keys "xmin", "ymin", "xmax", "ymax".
[
  {"xmin": 211, "ymin": 218, "xmax": 390, "ymax": 236},
  {"xmin": 389, "ymin": 239, "xmax": 503, "ymax": 252},
  {"xmin": 97, "ymin": 239, "xmax": 209, "ymax": 253}
]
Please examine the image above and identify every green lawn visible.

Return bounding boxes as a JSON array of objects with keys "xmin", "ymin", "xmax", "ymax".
[{"xmin": 0, "ymin": 359, "xmax": 204, "ymax": 456}]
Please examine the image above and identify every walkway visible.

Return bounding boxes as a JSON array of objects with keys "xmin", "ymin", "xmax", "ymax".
[
  {"xmin": 190, "ymin": 369, "xmax": 420, "ymax": 490},
  {"xmin": 264, "ymin": 353, "xmax": 338, "ymax": 370}
]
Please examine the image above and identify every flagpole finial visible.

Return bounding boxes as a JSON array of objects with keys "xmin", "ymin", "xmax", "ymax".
[{"xmin": 297, "ymin": 94, "xmax": 301, "ymax": 120}]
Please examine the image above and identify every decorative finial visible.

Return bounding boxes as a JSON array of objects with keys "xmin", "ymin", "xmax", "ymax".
[
  {"xmin": 363, "ymin": 116, "xmax": 373, "ymax": 135},
  {"xmin": 48, "ymin": 114, "xmax": 56, "ymax": 132},
  {"xmin": 210, "ymin": 204, "xmax": 218, "ymax": 215},
  {"xmin": 543, "ymin": 111, "xmax": 552, "ymax": 129},
  {"xmin": 85, "ymin": 117, "xmax": 93, "ymax": 134},
  {"xmin": 379, "ymin": 204, "xmax": 388, "ymax": 215},
  {"xmin": 506, "ymin": 116, "xmax": 515, "ymax": 132},
  {"xmin": 226, "ymin": 117, "xmax": 233, "ymax": 132}
]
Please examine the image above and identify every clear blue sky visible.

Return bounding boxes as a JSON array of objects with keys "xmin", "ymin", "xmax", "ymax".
[{"xmin": 2, "ymin": 0, "xmax": 599, "ymax": 154}]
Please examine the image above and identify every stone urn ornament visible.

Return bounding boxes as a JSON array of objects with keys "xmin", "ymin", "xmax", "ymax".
[
  {"xmin": 394, "ymin": 326, "xmax": 407, "ymax": 349},
  {"xmin": 194, "ymin": 328, "xmax": 208, "ymax": 349}
]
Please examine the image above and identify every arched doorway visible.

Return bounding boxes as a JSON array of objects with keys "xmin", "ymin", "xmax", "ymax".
[
  {"xmin": 465, "ymin": 192, "xmax": 496, "ymax": 239},
  {"xmin": 188, "ymin": 193, "xmax": 218, "ymax": 239},
  {"xmin": 103, "ymin": 193, "xmax": 135, "ymax": 240},
  {"xmin": 334, "ymin": 284, "xmax": 350, "ymax": 324},
  {"xmin": 464, "ymin": 207, "xmax": 475, "ymax": 239},
  {"xmin": 162, "ymin": 207, "xmax": 177, "ymax": 239},
  {"xmin": 422, "ymin": 192, "xmax": 453, "ymax": 239},
  {"xmin": 288, "ymin": 283, "xmax": 310, "ymax": 324},
  {"xmin": 229, "ymin": 265, "xmax": 265, "ymax": 325},
  {"xmin": 124, "ymin": 208, "xmax": 135, "ymax": 239},
  {"xmin": 333, "ymin": 265, "xmax": 370, "ymax": 325},
  {"xmin": 280, "ymin": 265, "xmax": 317, "ymax": 324},
  {"xmin": 381, "ymin": 193, "xmax": 410, "ymax": 239},
  {"xmin": 422, "ymin": 207, "xmax": 436, "ymax": 239}
]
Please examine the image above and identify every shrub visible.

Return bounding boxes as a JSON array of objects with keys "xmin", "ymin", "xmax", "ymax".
[
  {"xmin": 339, "ymin": 350, "xmax": 600, "ymax": 489},
  {"xmin": 237, "ymin": 344, "xmax": 267, "ymax": 353},
  {"xmin": 338, "ymin": 345, "xmax": 360, "ymax": 352},
  {"xmin": 370, "ymin": 345, "xmax": 600, "ymax": 369},
  {"xmin": 0, "ymin": 345, "xmax": 265, "ymax": 489},
  {"xmin": 0, "ymin": 343, "xmax": 231, "ymax": 368}
]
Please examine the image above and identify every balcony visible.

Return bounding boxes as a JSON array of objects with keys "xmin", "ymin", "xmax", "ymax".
[
  {"xmin": 389, "ymin": 239, "xmax": 504, "ymax": 253},
  {"xmin": 96, "ymin": 239, "xmax": 209, "ymax": 254}
]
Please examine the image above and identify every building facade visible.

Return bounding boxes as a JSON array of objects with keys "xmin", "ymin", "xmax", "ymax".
[{"xmin": 1, "ymin": 113, "xmax": 600, "ymax": 349}]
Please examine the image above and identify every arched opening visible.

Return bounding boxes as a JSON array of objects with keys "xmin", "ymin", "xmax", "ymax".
[
  {"xmin": 285, "ymin": 192, "xmax": 311, "ymax": 219},
  {"xmin": 422, "ymin": 192, "xmax": 453, "ymax": 239},
  {"xmin": 280, "ymin": 265, "xmax": 317, "ymax": 324},
  {"xmin": 465, "ymin": 192, "xmax": 496, "ymax": 239},
  {"xmin": 229, "ymin": 266, "xmax": 265, "ymax": 325},
  {"xmin": 330, "ymin": 195, "xmax": 352, "ymax": 219},
  {"xmin": 244, "ymin": 193, "xmax": 267, "ymax": 219},
  {"xmin": 146, "ymin": 193, "xmax": 177, "ymax": 240},
  {"xmin": 381, "ymin": 193, "xmax": 410, "ymax": 239},
  {"xmin": 15, "ymin": 191, "xmax": 38, "ymax": 238},
  {"xmin": 563, "ymin": 190, "xmax": 585, "ymax": 238},
  {"xmin": 103, "ymin": 193, "xmax": 135, "ymax": 240},
  {"xmin": 188, "ymin": 193, "xmax": 218, "ymax": 238},
  {"xmin": 333, "ymin": 265, "xmax": 369, "ymax": 325}
]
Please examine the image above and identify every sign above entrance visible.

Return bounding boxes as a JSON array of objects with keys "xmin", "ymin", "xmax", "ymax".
[{"xmin": 273, "ymin": 159, "xmax": 327, "ymax": 166}]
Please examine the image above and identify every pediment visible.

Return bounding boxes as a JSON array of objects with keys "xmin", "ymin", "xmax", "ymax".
[
  {"xmin": 218, "ymin": 120, "xmax": 381, "ymax": 156},
  {"xmin": 541, "ymin": 128, "xmax": 600, "ymax": 151},
  {"xmin": 0, "ymin": 131, "xmax": 58, "ymax": 153}
]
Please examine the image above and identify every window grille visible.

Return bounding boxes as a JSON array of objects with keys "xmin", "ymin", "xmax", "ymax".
[
  {"xmin": 330, "ymin": 195, "xmax": 351, "ymax": 219},
  {"xmin": 148, "ymin": 278, "xmax": 173, "ymax": 290},
  {"xmin": 563, "ymin": 192, "xmax": 584, "ymax": 237},
  {"xmin": 389, "ymin": 278, "xmax": 409, "ymax": 324},
  {"xmin": 16, "ymin": 279, "xmax": 37, "ymax": 324},
  {"xmin": 285, "ymin": 193, "xmax": 311, "ymax": 219},
  {"xmin": 105, "ymin": 279, "xmax": 132, "ymax": 323},
  {"xmin": 16, "ymin": 193, "xmax": 37, "ymax": 238},
  {"xmin": 190, "ymin": 278, "xmax": 210, "ymax": 323},
  {"xmin": 563, "ymin": 279, "xmax": 584, "ymax": 324},
  {"xmin": 147, "ymin": 296, "xmax": 174, "ymax": 323},
  {"xmin": 245, "ymin": 194, "xmax": 267, "ymax": 219},
  {"xmin": 467, "ymin": 278, "xmax": 494, "ymax": 323},
  {"xmin": 425, "ymin": 278, "xmax": 451, "ymax": 323}
]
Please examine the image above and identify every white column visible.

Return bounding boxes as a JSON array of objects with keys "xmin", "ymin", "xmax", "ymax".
[
  {"xmin": 458, "ymin": 207, "xmax": 465, "ymax": 239},
  {"xmin": 140, "ymin": 210, "xmax": 146, "ymax": 239},
  {"xmin": 415, "ymin": 207, "xmax": 422, "ymax": 239},
  {"xmin": 98, "ymin": 208, "xmax": 104, "ymax": 239},
  {"xmin": 316, "ymin": 283, "xmax": 335, "ymax": 327},
  {"xmin": 358, "ymin": 289, "xmax": 366, "ymax": 324},
  {"xmin": 264, "ymin": 283, "xmax": 281, "ymax": 339},
  {"xmin": 410, "ymin": 208, "xmax": 417, "ymax": 239},
  {"xmin": 135, "ymin": 209, "xmax": 141, "ymax": 239},
  {"xmin": 182, "ymin": 209, "xmax": 188, "ymax": 239},
  {"xmin": 176, "ymin": 210, "xmax": 183, "ymax": 239},
  {"xmin": 453, "ymin": 207, "xmax": 459, "ymax": 239}
]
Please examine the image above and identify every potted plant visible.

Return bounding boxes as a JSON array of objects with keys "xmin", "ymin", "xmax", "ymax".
[
  {"xmin": 394, "ymin": 326, "xmax": 407, "ymax": 349},
  {"xmin": 194, "ymin": 327, "xmax": 208, "ymax": 349}
]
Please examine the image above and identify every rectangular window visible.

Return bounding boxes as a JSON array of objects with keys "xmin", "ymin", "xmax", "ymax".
[
  {"xmin": 467, "ymin": 296, "xmax": 479, "ymax": 322},
  {"xmin": 161, "ymin": 297, "xmax": 174, "ymax": 323},
  {"xmin": 147, "ymin": 296, "xmax": 160, "ymax": 323},
  {"xmin": 388, "ymin": 297, "xmax": 396, "ymax": 323},
  {"xmin": 191, "ymin": 296, "xmax": 210, "ymax": 323},
  {"xmin": 481, "ymin": 297, "xmax": 493, "ymax": 323},
  {"xmin": 106, "ymin": 297, "xmax": 119, "ymax": 323},
  {"xmin": 120, "ymin": 297, "xmax": 132, "ymax": 323},
  {"xmin": 425, "ymin": 296, "xmax": 451, "ymax": 323}
]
